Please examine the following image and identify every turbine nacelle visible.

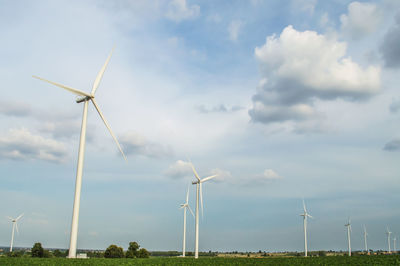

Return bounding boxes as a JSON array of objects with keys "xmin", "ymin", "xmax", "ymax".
[{"xmin": 76, "ymin": 96, "xmax": 92, "ymax": 103}]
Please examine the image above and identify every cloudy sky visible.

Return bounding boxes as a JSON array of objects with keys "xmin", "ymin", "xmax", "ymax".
[{"xmin": 1, "ymin": 0, "xmax": 400, "ymax": 253}]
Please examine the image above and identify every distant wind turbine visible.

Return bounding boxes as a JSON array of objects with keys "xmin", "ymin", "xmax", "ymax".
[
  {"xmin": 345, "ymin": 218, "xmax": 352, "ymax": 256},
  {"xmin": 300, "ymin": 199, "xmax": 312, "ymax": 257},
  {"xmin": 180, "ymin": 186, "xmax": 194, "ymax": 257},
  {"xmin": 33, "ymin": 48, "xmax": 126, "ymax": 258},
  {"xmin": 8, "ymin": 214, "xmax": 23, "ymax": 252},
  {"xmin": 190, "ymin": 161, "xmax": 217, "ymax": 259},
  {"xmin": 363, "ymin": 225, "xmax": 368, "ymax": 254},
  {"xmin": 387, "ymin": 227, "xmax": 392, "ymax": 253}
]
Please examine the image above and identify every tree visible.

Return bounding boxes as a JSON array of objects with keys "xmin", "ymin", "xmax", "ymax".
[
  {"xmin": 126, "ymin": 242, "xmax": 140, "ymax": 258},
  {"xmin": 137, "ymin": 248, "xmax": 150, "ymax": 258},
  {"xmin": 31, "ymin": 243, "xmax": 44, "ymax": 258},
  {"xmin": 104, "ymin": 245, "xmax": 124, "ymax": 258}
]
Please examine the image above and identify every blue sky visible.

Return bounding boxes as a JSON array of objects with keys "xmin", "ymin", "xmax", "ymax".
[{"xmin": 1, "ymin": 0, "xmax": 400, "ymax": 253}]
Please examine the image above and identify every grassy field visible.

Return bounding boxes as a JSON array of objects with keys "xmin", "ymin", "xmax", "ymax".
[{"xmin": 1, "ymin": 255, "xmax": 400, "ymax": 265}]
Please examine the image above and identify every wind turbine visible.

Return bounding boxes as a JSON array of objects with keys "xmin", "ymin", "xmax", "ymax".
[
  {"xmin": 300, "ymin": 199, "xmax": 312, "ymax": 257},
  {"xmin": 190, "ymin": 161, "xmax": 217, "ymax": 259},
  {"xmin": 387, "ymin": 227, "xmax": 392, "ymax": 253},
  {"xmin": 345, "ymin": 218, "xmax": 352, "ymax": 256},
  {"xmin": 33, "ymin": 48, "xmax": 126, "ymax": 258},
  {"xmin": 394, "ymin": 237, "xmax": 397, "ymax": 253},
  {"xmin": 363, "ymin": 225, "xmax": 368, "ymax": 254},
  {"xmin": 8, "ymin": 214, "xmax": 23, "ymax": 252},
  {"xmin": 180, "ymin": 186, "xmax": 194, "ymax": 257}
]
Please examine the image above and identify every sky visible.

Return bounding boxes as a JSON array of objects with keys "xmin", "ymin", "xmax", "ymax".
[{"xmin": 0, "ymin": 0, "xmax": 400, "ymax": 253}]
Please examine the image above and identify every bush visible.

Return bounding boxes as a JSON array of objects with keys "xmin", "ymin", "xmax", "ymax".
[
  {"xmin": 31, "ymin": 243, "xmax": 44, "ymax": 258},
  {"xmin": 104, "ymin": 245, "xmax": 124, "ymax": 258},
  {"xmin": 137, "ymin": 248, "xmax": 150, "ymax": 258}
]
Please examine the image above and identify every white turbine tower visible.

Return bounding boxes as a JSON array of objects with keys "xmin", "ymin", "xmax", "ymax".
[
  {"xmin": 8, "ymin": 213, "xmax": 23, "ymax": 252},
  {"xmin": 345, "ymin": 218, "xmax": 352, "ymax": 256},
  {"xmin": 387, "ymin": 227, "xmax": 392, "ymax": 253},
  {"xmin": 300, "ymin": 199, "xmax": 312, "ymax": 257},
  {"xmin": 33, "ymin": 48, "xmax": 126, "ymax": 258},
  {"xmin": 363, "ymin": 225, "xmax": 368, "ymax": 254},
  {"xmin": 394, "ymin": 237, "xmax": 397, "ymax": 253},
  {"xmin": 190, "ymin": 162, "xmax": 217, "ymax": 259},
  {"xmin": 180, "ymin": 186, "xmax": 194, "ymax": 257}
]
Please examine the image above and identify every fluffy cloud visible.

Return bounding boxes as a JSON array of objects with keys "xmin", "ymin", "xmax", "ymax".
[
  {"xmin": 228, "ymin": 20, "xmax": 244, "ymax": 41},
  {"xmin": 164, "ymin": 160, "xmax": 192, "ymax": 179},
  {"xmin": 0, "ymin": 128, "xmax": 67, "ymax": 163},
  {"xmin": 262, "ymin": 169, "xmax": 282, "ymax": 180},
  {"xmin": 120, "ymin": 132, "xmax": 172, "ymax": 158},
  {"xmin": 340, "ymin": 2, "xmax": 382, "ymax": 40},
  {"xmin": 249, "ymin": 25, "xmax": 381, "ymax": 128},
  {"xmin": 381, "ymin": 13, "xmax": 400, "ymax": 68},
  {"xmin": 291, "ymin": 0, "xmax": 318, "ymax": 15},
  {"xmin": 165, "ymin": 0, "xmax": 200, "ymax": 22},
  {"xmin": 210, "ymin": 168, "xmax": 232, "ymax": 182},
  {"xmin": 383, "ymin": 139, "xmax": 400, "ymax": 151}
]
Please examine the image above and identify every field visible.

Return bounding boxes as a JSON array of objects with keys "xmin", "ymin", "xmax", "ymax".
[{"xmin": 1, "ymin": 255, "xmax": 400, "ymax": 265}]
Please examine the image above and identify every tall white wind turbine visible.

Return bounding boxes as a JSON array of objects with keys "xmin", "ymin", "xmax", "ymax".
[
  {"xmin": 190, "ymin": 161, "xmax": 217, "ymax": 259},
  {"xmin": 180, "ymin": 186, "xmax": 194, "ymax": 257},
  {"xmin": 363, "ymin": 225, "xmax": 368, "ymax": 254},
  {"xmin": 33, "ymin": 48, "xmax": 126, "ymax": 258},
  {"xmin": 300, "ymin": 199, "xmax": 312, "ymax": 257},
  {"xmin": 8, "ymin": 213, "xmax": 23, "ymax": 252},
  {"xmin": 345, "ymin": 218, "xmax": 352, "ymax": 256},
  {"xmin": 387, "ymin": 227, "xmax": 392, "ymax": 253}
]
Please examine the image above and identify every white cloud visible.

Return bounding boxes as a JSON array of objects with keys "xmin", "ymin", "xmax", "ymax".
[
  {"xmin": 210, "ymin": 168, "xmax": 232, "ymax": 182},
  {"xmin": 0, "ymin": 128, "xmax": 67, "ymax": 163},
  {"xmin": 165, "ymin": 0, "xmax": 200, "ymax": 22},
  {"xmin": 340, "ymin": 1, "xmax": 382, "ymax": 40},
  {"xmin": 120, "ymin": 131, "xmax": 172, "ymax": 158},
  {"xmin": 228, "ymin": 20, "xmax": 244, "ymax": 41},
  {"xmin": 249, "ymin": 25, "xmax": 381, "ymax": 129},
  {"xmin": 164, "ymin": 160, "xmax": 192, "ymax": 179},
  {"xmin": 263, "ymin": 169, "xmax": 282, "ymax": 180},
  {"xmin": 291, "ymin": 0, "xmax": 318, "ymax": 15}
]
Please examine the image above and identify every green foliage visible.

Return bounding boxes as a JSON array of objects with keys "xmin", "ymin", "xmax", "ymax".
[
  {"xmin": 318, "ymin": 250, "xmax": 327, "ymax": 257},
  {"xmin": 137, "ymin": 248, "xmax": 150, "ymax": 258},
  {"xmin": 104, "ymin": 245, "xmax": 124, "ymax": 258},
  {"xmin": 31, "ymin": 243, "xmax": 44, "ymax": 258},
  {"xmin": 126, "ymin": 241, "xmax": 140, "ymax": 258},
  {"xmin": 1, "ymin": 255, "xmax": 400, "ymax": 265}
]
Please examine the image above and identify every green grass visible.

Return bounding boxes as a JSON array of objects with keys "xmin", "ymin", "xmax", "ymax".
[{"xmin": 1, "ymin": 255, "xmax": 400, "ymax": 265}]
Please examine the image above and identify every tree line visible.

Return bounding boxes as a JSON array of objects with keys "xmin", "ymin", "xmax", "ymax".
[{"xmin": 5, "ymin": 241, "xmax": 149, "ymax": 259}]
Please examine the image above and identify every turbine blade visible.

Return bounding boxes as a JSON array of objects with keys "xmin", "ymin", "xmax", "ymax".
[
  {"xmin": 186, "ymin": 186, "xmax": 190, "ymax": 204},
  {"xmin": 90, "ymin": 98, "xmax": 126, "ymax": 160},
  {"xmin": 201, "ymin": 175, "xmax": 217, "ymax": 183},
  {"xmin": 188, "ymin": 205, "xmax": 195, "ymax": 218},
  {"xmin": 189, "ymin": 160, "xmax": 200, "ymax": 181},
  {"xmin": 303, "ymin": 199, "xmax": 306, "ymax": 213},
  {"xmin": 307, "ymin": 214, "xmax": 313, "ymax": 219},
  {"xmin": 32, "ymin": 76, "xmax": 91, "ymax": 97},
  {"xmin": 91, "ymin": 47, "xmax": 114, "ymax": 95},
  {"xmin": 7, "ymin": 216, "xmax": 13, "ymax": 221},
  {"xmin": 16, "ymin": 213, "xmax": 24, "ymax": 221},
  {"xmin": 200, "ymin": 183, "xmax": 204, "ymax": 218}
]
